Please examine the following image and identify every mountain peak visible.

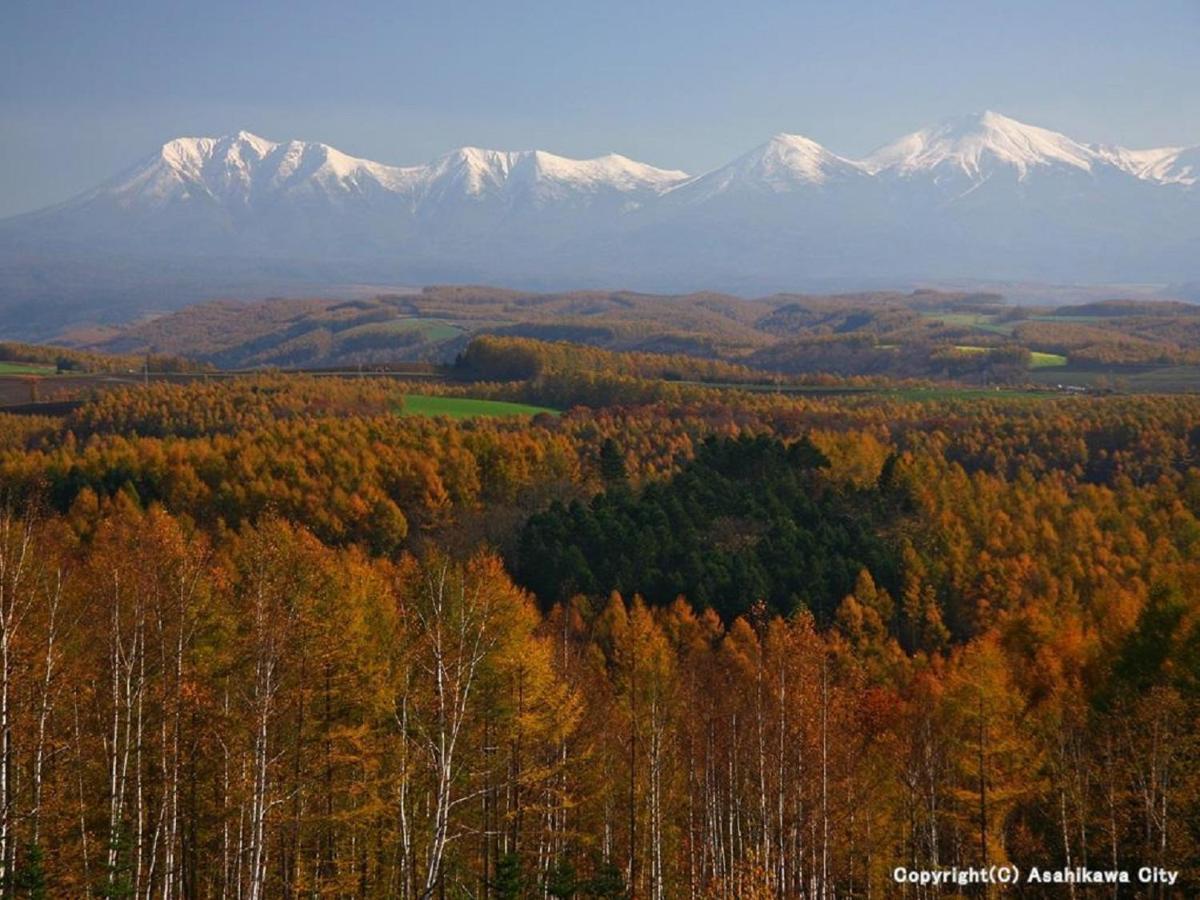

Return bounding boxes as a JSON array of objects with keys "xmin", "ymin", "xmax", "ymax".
[
  {"xmin": 736, "ymin": 132, "xmax": 862, "ymax": 185},
  {"xmin": 420, "ymin": 145, "xmax": 688, "ymax": 197},
  {"xmin": 233, "ymin": 129, "xmax": 271, "ymax": 144},
  {"xmin": 157, "ymin": 130, "xmax": 277, "ymax": 174},
  {"xmin": 525, "ymin": 149, "xmax": 688, "ymax": 190},
  {"xmin": 944, "ymin": 109, "xmax": 1018, "ymax": 131},
  {"xmin": 766, "ymin": 132, "xmax": 827, "ymax": 151},
  {"xmin": 864, "ymin": 111, "xmax": 1095, "ymax": 179},
  {"xmin": 660, "ymin": 131, "xmax": 863, "ymax": 206}
]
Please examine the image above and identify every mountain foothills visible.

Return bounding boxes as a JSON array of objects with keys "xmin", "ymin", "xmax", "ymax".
[
  {"xmin": 1, "ymin": 111, "xmax": 1197, "ymax": 335},
  {"xmin": 32, "ymin": 286, "xmax": 1200, "ymax": 393}
]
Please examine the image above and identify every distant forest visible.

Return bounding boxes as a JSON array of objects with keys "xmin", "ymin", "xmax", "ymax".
[{"xmin": 20, "ymin": 286, "xmax": 1200, "ymax": 392}]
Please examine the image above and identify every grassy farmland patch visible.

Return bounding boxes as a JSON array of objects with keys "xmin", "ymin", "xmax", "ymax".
[
  {"xmin": 373, "ymin": 317, "xmax": 463, "ymax": 342},
  {"xmin": 1029, "ymin": 351, "xmax": 1068, "ymax": 368},
  {"xmin": 0, "ymin": 362, "xmax": 56, "ymax": 375},
  {"xmin": 399, "ymin": 394, "xmax": 559, "ymax": 419}
]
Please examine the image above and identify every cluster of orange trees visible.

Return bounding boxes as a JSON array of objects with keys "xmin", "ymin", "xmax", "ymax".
[{"xmin": 0, "ymin": 366, "xmax": 1198, "ymax": 897}]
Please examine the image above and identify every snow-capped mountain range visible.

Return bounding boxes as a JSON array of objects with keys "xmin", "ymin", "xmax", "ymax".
[
  {"xmin": 95, "ymin": 131, "xmax": 690, "ymax": 212},
  {"xmin": 1, "ymin": 111, "xmax": 1197, "ymax": 329}
]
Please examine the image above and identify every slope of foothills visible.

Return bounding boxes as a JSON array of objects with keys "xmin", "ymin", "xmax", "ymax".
[
  {"xmin": 31, "ymin": 286, "xmax": 1200, "ymax": 394},
  {"xmin": 0, "ymin": 334, "xmax": 1199, "ymax": 897}
]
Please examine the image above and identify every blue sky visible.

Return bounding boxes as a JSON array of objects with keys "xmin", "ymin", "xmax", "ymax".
[{"xmin": 2, "ymin": 0, "xmax": 1197, "ymax": 216}]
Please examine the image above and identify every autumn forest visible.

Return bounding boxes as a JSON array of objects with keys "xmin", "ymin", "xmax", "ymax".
[{"xmin": 0, "ymin": 333, "xmax": 1198, "ymax": 898}]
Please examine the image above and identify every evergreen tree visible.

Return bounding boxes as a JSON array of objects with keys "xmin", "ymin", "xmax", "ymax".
[
  {"xmin": 12, "ymin": 843, "xmax": 47, "ymax": 900},
  {"xmin": 547, "ymin": 858, "xmax": 578, "ymax": 899},
  {"xmin": 583, "ymin": 856, "xmax": 627, "ymax": 899},
  {"xmin": 599, "ymin": 438, "xmax": 628, "ymax": 487},
  {"xmin": 493, "ymin": 852, "xmax": 525, "ymax": 900}
]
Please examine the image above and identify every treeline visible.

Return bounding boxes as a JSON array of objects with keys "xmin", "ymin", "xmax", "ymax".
[
  {"xmin": 1014, "ymin": 320, "xmax": 1200, "ymax": 366},
  {"xmin": 747, "ymin": 334, "xmax": 1033, "ymax": 382},
  {"xmin": 0, "ymin": 342, "xmax": 201, "ymax": 374},
  {"xmin": 65, "ymin": 377, "xmax": 403, "ymax": 438},
  {"xmin": 456, "ymin": 336, "xmax": 763, "ymax": 384},
  {"xmin": 456, "ymin": 336, "xmax": 895, "ymax": 409}
]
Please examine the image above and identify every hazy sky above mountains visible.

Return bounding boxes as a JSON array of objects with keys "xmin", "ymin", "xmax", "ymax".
[{"xmin": 1, "ymin": 0, "xmax": 1197, "ymax": 217}]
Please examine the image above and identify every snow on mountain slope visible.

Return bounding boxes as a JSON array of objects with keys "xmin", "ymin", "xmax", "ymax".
[
  {"xmin": 667, "ymin": 133, "xmax": 866, "ymax": 203},
  {"xmin": 93, "ymin": 133, "xmax": 688, "ymax": 214},
  {"xmin": 1127, "ymin": 146, "xmax": 1199, "ymax": 186},
  {"xmin": 863, "ymin": 111, "xmax": 1098, "ymax": 180},
  {"xmin": 526, "ymin": 150, "xmax": 687, "ymax": 191},
  {"xmin": 1091, "ymin": 144, "xmax": 1179, "ymax": 179},
  {"xmin": 407, "ymin": 146, "xmax": 687, "ymax": 209},
  {"xmin": 515, "ymin": 150, "xmax": 688, "ymax": 205},
  {"xmin": 1089, "ymin": 142, "xmax": 1200, "ymax": 187},
  {"xmin": 80, "ymin": 132, "xmax": 268, "ymax": 209},
  {"xmin": 258, "ymin": 140, "xmax": 422, "ymax": 198},
  {"xmin": 62, "ymin": 130, "xmax": 419, "ymax": 213}
]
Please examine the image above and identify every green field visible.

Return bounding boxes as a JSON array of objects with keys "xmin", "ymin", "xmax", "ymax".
[
  {"xmin": 0, "ymin": 362, "xmax": 56, "ymax": 375},
  {"xmin": 923, "ymin": 311, "xmax": 1014, "ymax": 335},
  {"xmin": 950, "ymin": 345, "xmax": 1065, "ymax": 369},
  {"xmin": 338, "ymin": 317, "xmax": 464, "ymax": 344},
  {"xmin": 1029, "ymin": 351, "xmax": 1068, "ymax": 368},
  {"xmin": 376, "ymin": 317, "xmax": 462, "ymax": 342},
  {"xmin": 399, "ymin": 394, "xmax": 559, "ymax": 419}
]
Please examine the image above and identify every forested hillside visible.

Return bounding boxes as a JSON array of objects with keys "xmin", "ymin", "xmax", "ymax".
[
  {"xmin": 0, "ymin": 352, "xmax": 1198, "ymax": 897},
  {"xmin": 51, "ymin": 286, "xmax": 1200, "ymax": 391}
]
